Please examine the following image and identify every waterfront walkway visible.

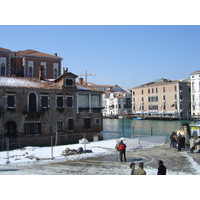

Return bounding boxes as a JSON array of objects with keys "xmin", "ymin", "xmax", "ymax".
[{"xmin": 0, "ymin": 143, "xmax": 199, "ymax": 175}]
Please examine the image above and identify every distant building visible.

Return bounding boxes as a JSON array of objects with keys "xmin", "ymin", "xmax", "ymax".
[
  {"xmin": 0, "ymin": 47, "xmax": 62, "ymax": 79},
  {"xmin": 132, "ymin": 78, "xmax": 191, "ymax": 120},
  {"xmin": 190, "ymin": 70, "xmax": 200, "ymax": 118},
  {"xmin": 77, "ymin": 78, "xmax": 132, "ymax": 117},
  {"xmin": 102, "ymin": 92, "xmax": 132, "ymax": 117},
  {"xmin": 0, "ymin": 70, "xmax": 103, "ymax": 150}
]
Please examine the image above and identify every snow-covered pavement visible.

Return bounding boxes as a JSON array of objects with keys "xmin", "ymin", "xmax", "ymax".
[{"xmin": 0, "ymin": 137, "xmax": 200, "ymax": 175}]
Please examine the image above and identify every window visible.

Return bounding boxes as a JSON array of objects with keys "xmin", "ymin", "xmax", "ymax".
[
  {"xmin": 65, "ymin": 79, "xmax": 73, "ymax": 86},
  {"xmin": 149, "ymin": 105, "xmax": 158, "ymax": 110},
  {"xmin": 1, "ymin": 63, "xmax": 5, "ymax": 75},
  {"xmin": 7, "ymin": 95, "xmax": 15, "ymax": 107},
  {"xmin": 53, "ymin": 63, "xmax": 58, "ymax": 79},
  {"xmin": 163, "ymin": 87, "xmax": 165, "ymax": 93},
  {"xmin": 57, "ymin": 121, "xmax": 63, "ymax": 132},
  {"xmin": 28, "ymin": 61, "xmax": 34, "ymax": 78},
  {"xmin": 24, "ymin": 123, "xmax": 41, "ymax": 134},
  {"xmin": 68, "ymin": 119, "xmax": 74, "ymax": 131},
  {"xmin": 0, "ymin": 57, "xmax": 6, "ymax": 75},
  {"xmin": 66, "ymin": 96, "xmax": 73, "ymax": 107},
  {"xmin": 41, "ymin": 96, "xmax": 48, "ymax": 108},
  {"xmin": 57, "ymin": 96, "xmax": 63, "ymax": 108},
  {"xmin": 91, "ymin": 95, "xmax": 100, "ymax": 107},
  {"xmin": 41, "ymin": 62, "xmax": 46, "ymax": 78},
  {"xmin": 156, "ymin": 88, "xmax": 158, "ymax": 93},
  {"xmin": 84, "ymin": 118, "xmax": 91, "ymax": 130},
  {"xmin": 29, "ymin": 92, "xmax": 37, "ymax": 112},
  {"xmin": 95, "ymin": 118, "xmax": 101, "ymax": 125},
  {"xmin": 54, "ymin": 68, "xmax": 58, "ymax": 79},
  {"xmin": 78, "ymin": 94, "xmax": 89, "ymax": 107},
  {"xmin": 148, "ymin": 96, "xmax": 158, "ymax": 102}
]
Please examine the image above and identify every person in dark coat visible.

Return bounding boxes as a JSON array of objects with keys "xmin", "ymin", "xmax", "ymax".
[
  {"xmin": 117, "ymin": 140, "xmax": 126, "ymax": 162},
  {"xmin": 177, "ymin": 133, "xmax": 182, "ymax": 151},
  {"xmin": 157, "ymin": 160, "xmax": 166, "ymax": 175}
]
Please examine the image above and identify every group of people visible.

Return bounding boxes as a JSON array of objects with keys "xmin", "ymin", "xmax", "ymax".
[
  {"xmin": 130, "ymin": 160, "xmax": 166, "ymax": 175},
  {"xmin": 116, "ymin": 140, "xmax": 166, "ymax": 175},
  {"xmin": 170, "ymin": 131, "xmax": 200, "ymax": 153},
  {"xmin": 170, "ymin": 132, "xmax": 186, "ymax": 151}
]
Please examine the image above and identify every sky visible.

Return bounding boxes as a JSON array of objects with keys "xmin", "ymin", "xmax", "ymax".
[
  {"xmin": 1, "ymin": 1, "xmax": 200, "ymax": 89},
  {"xmin": 1, "ymin": 25, "xmax": 200, "ymax": 89}
]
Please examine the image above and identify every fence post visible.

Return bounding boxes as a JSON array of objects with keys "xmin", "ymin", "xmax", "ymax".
[
  {"xmin": 132, "ymin": 125, "xmax": 134, "ymax": 138},
  {"xmin": 6, "ymin": 138, "xmax": 10, "ymax": 164},
  {"xmin": 51, "ymin": 135, "xmax": 54, "ymax": 159},
  {"xmin": 150, "ymin": 126, "xmax": 153, "ymax": 136},
  {"xmin": 84, "ymin": 133, "xmax": 86, "ymax": 153}
]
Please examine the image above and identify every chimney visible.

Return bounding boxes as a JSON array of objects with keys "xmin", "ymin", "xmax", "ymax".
[
  {"xmin": 54, "ymin": 53, "xmax": 57, "ymax": 56},
  {"xmin": 78, "ymin": 77, "xmax": 83, "ymax": 85},
  {"xmin": 39, "ymin": 65, "xmax": 44, "ymax": 80}
]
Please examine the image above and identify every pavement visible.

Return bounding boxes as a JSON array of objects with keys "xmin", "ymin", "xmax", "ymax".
[{"xmin": 0, "ymin": 143, "xmax": 200, "ymax": 175}]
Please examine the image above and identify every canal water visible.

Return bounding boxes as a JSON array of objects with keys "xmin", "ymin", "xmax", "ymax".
[{"xmin": 102, "ymin": 118, "xmax": 192, "ymax": 141}]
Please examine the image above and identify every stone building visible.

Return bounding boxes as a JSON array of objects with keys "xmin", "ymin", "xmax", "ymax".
[
  {"xmin": 0, "ymin": 69, "xmax": 103, "ymax": 150},
  {"xmin": 0, "ymin": 47, "xmax": 62, "ymax": 79},
  {"xmin": 132, "ymin": 78, "xmax": 191, "ymax": 120}
]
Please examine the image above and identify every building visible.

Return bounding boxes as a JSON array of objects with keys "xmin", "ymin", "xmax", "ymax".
[
  {"xmin": 190, "ymin": 70, "xmax": 200, "ymax": 118},
  {"xmin": 132, "ymin": 78, "xmax": 191, "ymax": 120},
  {"xmin": 0, "ymin": 47, "xmax": 62, "ymax": 79},
  {"xmin": 77, "ymin": 78, "xmax": 132, "ymax": 118},
  {"xmin": 0, "ymin": 69, "xmax": 103, "ymax": 150},
  {"xmin": 102, "ymin": 91, "xmax": 132, "ymax": 117}
]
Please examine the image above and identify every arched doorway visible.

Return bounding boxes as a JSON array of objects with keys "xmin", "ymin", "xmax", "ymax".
[{"xmin": 4, "ymin": 121, "xmax": 17, "ymax": 137}]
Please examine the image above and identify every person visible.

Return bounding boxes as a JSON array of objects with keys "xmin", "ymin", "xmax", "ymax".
[
  {"xmin": 189, "ymin": 136, "xmax": 196, "ymax": 153},
  {"xmin": 177, "ymin": 133, "xmax": 182, "ymax": 151},
  {"xmin": 117, "ymin": 140, "xmax": 126, "ymax": 162},
  {"xmin": 172, "ymin": 133, "xmax": 178, "ymax": 148},
  {"xmin": 170, "ymin": 132, "xmax": 175, "ymax": 148},
  {"xmin": 133, "ymin": 162, "xmax": 146, "ymax": 175},
  {"xmin": 157, "ymin": 160, "xmax": 166, "ymax": 175},
  {"xmin": 195, "ymin": 136, "xmax": 200, "ymax": 153},
  {"xmin": 130, "ymin": 162, "xmax": 135, "ymax": 175}
]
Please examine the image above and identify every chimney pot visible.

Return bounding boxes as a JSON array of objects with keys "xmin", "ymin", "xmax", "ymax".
[{"xmin": 78, "ymin": 78, "xmax": 83, "ymax": 85}]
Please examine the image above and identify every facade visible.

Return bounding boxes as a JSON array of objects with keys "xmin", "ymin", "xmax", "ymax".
[
  {"xmin": 132, "ymin": 78, "xmax": 191, "ymax": 119},
  {"xmin": 77, "ymin": 78, "xmax": 132, "ymax": 117},
  {"xmin": 190, "ymin": 70, "xmax": 200, "ymax": 117},
  {"xmin": 102, "ymin": 92, "xmax": 132, "ymax": 117},
  {"xmin": 0, "ymin": 47, "xmax": 62, "ymax": 79},
  {"xmin": 0, "ymin": 71, "xmax": 103, "ymax": 150}
]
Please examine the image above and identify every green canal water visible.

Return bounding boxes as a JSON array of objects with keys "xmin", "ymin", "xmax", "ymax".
[{"xmin": 102, "ymin": 118, "xmax": 192, "ymax": 140}]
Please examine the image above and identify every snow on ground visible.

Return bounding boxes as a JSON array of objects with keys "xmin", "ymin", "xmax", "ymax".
[
  {"xmin": 0, "ymin": 139, "xmax": 118, "ymax": 166},
  {"xmin": 0, "ymin": 137, "xmax": 199, "ymax": 175}
]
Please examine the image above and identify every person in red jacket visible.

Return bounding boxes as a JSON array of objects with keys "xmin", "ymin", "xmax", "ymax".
[{"xmin": 117, "ymin": 140, "xmax": 127, "ymax": 162}]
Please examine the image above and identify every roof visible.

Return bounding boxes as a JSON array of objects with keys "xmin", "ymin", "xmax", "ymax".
[
  {"xmin": 76, "ymin": 83, "xmax": 103, "ymax": 92},
  {"xmin": 0, "ymin": 47, "xmax": 11, "ymax": 51},
  {"xmin": 0, "ymin": 76, "xmax": 61, "ymax": 90},
  {"xmin": 132, "ymin": 79, "xmax": 189, "ymax": 89},
  {"xmin": 13, "ymin": 49, "xmax": 62, "ymax": 59},
  {"xmin": 190, "ymin": 70, "xmax": 200, "ymax": 75}
]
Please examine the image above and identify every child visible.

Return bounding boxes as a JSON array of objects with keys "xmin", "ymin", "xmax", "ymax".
[{"xmin": 130, "ymin": 162, "xmax": 135, "ymax": 175}]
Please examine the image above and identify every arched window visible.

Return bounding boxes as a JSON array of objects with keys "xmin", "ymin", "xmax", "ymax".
[
  {"xmin": 1, "ymin": 63, "xmax": 5, "ymax": 75},
  {"xmin": 29, "ymin": 92, "xmax": 37, "ymax": 112},
  {"xmin": 28, "ymin": 66, "xmax": 33, "ymax": 77}
]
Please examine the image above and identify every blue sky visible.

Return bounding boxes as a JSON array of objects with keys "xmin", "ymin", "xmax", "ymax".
[{"xmin": 1, "ymin": 25, "xmax": 200, "ymax": 89}]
